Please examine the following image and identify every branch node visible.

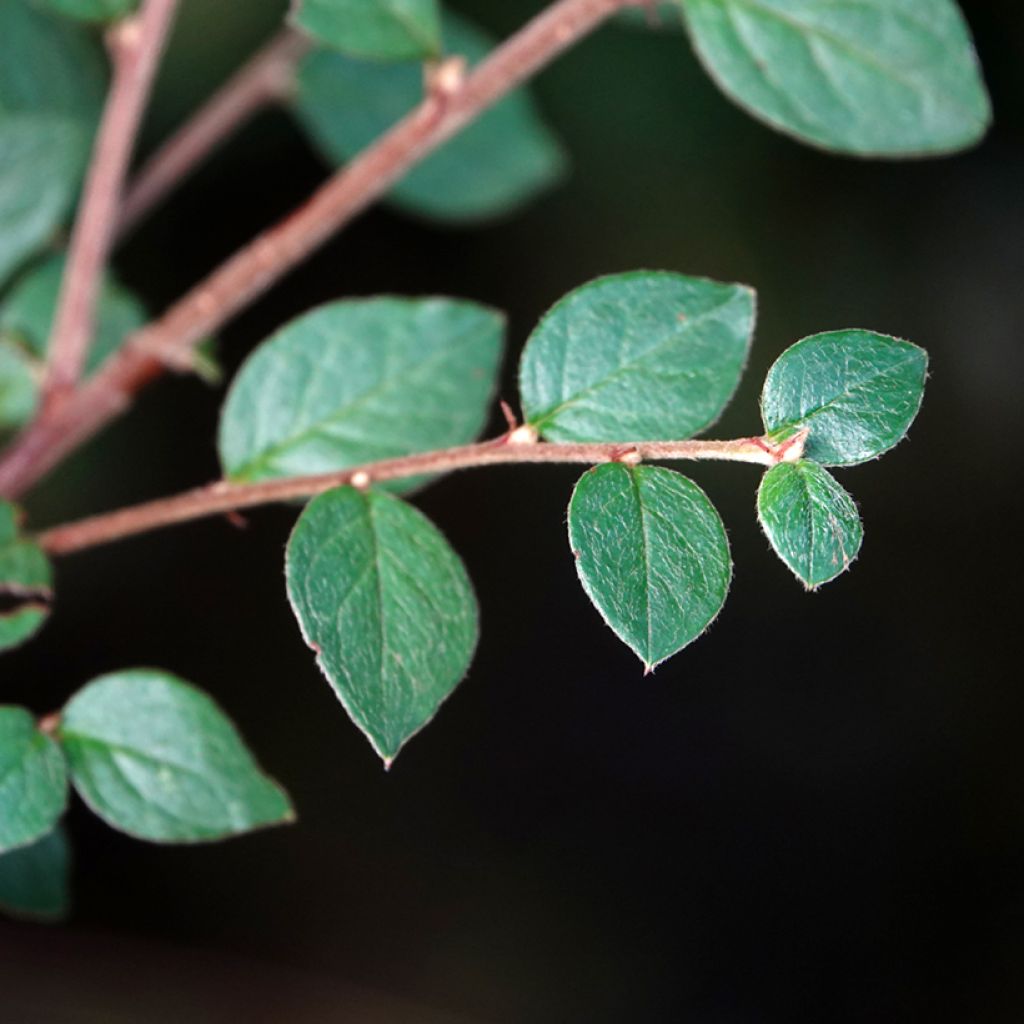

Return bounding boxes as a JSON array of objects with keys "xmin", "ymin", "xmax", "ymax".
[
  {"xmin": 612, "ymin": 447, "xmax": 642, "ymax": 466},
  {"xmin": 506, "ymin": 424, "xmax": 539, "ymax": 446},
  {"xmin": 350, "ymin": 471, "xmax": 372, "ymax": 491},
  {"xmin": 426, "ymin": 55, "xmax": 468, "ymax": 103},
  {"xmin": 37, "ymin": 712, "xmax": 61, "ymax": 737}
]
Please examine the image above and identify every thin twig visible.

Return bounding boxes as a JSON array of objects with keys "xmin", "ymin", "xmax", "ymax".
[
  {"xmin": 37, "ymin": 432, "xmax": 806, "ymax": 557},
  {"xmin": 39, "ymin": 0, "xmax": 180, "ymax": 409},
  {"xmin": 0, "ymin": 0, "xmax": 644, "ymax": 499},
  {"xmin": 117, "ymin": 28, "xmax": 311, "ymax": 240}
]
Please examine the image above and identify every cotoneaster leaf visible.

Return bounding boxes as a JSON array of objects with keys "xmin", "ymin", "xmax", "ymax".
[
  {"xmin": 286, "ymin": 486, "xmax": 479, "ymax": 765},
  {"xmin": 0, "ymin": 708, "xmax": 67, "ymax": 854},
  {"xmin": 291, "ymin": 0, "xmax": 442, "ymax": 62},
  {"xmin": 761, "ymin": 329, "xmax": 928, "ymax": 466},
  {"xmin": 0, "ymin": 827, "xmax": 70, "ymax": 922},
  {"xmin": 519, "ymin": 271, "xmax": 755, "ymax": 443},
  {"xmin": 568, "ymin": 463, "xmax": 731, "ymax": 670},
  {"xmin": 219, "ymin": 297, "xmax": 503, "ymax": 487},
  {"xmin": 678, "ymin": 0, "xmax": 991, "ymax": 155},
  {"xmin": 58, "ymin": 671, "xmax": 295, "ymax": 843},
  {"xmin": 0, "ymin": 501, "xmax": 53, "ymax": 653},
  {"xmin": 758, "ymin": 459, "xmax": 863, "ymax": 588},
  {"xmin": 38, "ymin": 0, "xmax": 138, "ymax": 22}
]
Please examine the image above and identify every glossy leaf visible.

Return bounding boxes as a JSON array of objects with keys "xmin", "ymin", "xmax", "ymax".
[
  {"xmin": 0, "ymin": 827, "xmax": 70, "ymax": 922},
  {"xmin": 678, "ymin": 0, "xmax": 991, "ymax": 155},
  {"xmin": 758, "ymin": 460, "xmax": 863, "ymax": 588},
  {"xmin": 0, "ymin": 1, "xmax": 105, "ymax": 286},
  {"xmin": 293, "ymin": 11, "xmax": 566, "ymax": 221},
  {"xmin": 0, "ymin": 708, "xmax": 67, "ymax": 854},
  {"xmin": 58, "ymin": 671, "xmax": 295, "ymax": 843},
  {"xmin": 39, "ymin": 0, "xmax": 137, "ymax": 22},
  {"xmin": 0, "ymin": 255, "xmax": 147, "ymax": 431},
  {"xmin": 0, "ymin": 501, "xmax": 53, "ymax": 653},
  {"xmin": 761, "ymin": 329, "xmax": 928, "ymax": 466},
  {"xmin": 287, "ymin": 486, "xmax": 478, "ymax": 764},
  {"xmin": 292, "ymin": 0, "xmax": 441, "ymax": 62},
  {"xmin": 219, "ymin": 297, "xmax": 503, "ymax": 486},
  {"xmin": 519, "ymin": 271, "xmax": 754, "ymax": 443},
  {"xmin": 568, "ymin": 463, "xmax": 731, "ymax": 670}
]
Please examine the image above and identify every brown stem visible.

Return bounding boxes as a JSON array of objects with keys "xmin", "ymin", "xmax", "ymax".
[
  {"xmin": 0, "ymin": 0, "xmax": 642, "ymax": 500},
  {"xmin": 39, "ymin": 0, "xmax": 180, "ymax": 409},
  {"xmin": 37, "ymin": 432, "xmax": 806, "ymax": 557},
  {"xmin": 117, "ymin": 28, "xmax": 311, "ymax": 240}
]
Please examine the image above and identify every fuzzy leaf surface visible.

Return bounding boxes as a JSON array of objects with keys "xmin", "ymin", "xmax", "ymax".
[
  {"xmin": 568, "ymin": 464, "xmax": 731, "ymax": 670},
  {"xmin": 519, "ymin": 271, "xmax": 754, "ymax": 443},
  {"xmin": 758, "ymin": 459, "xmax": 863, "ymax": 588},
  {"xmin": 59, "ymin": 671, "xmax": 294, "ymax": 843},
  {"xmin": 219, "ymin": 297, "xmax": 503, "ymax": 487},
  {"xmin": 761, "ymin": 329, "xmax": 927, "ymax": 465},
  {"xmin": 678, "ymin": 0, "xmax": 990, "ymax": 155},
  {"xmin": 292, "ymin": 0, "xmax": 441, "ymax": 61},
  {"xmin": 286, "ymin": 486, "xmax": 478, "ymax": 764},
  {"xmin": 0, "ymin": 827, "xmax": 70, "ymax": 922},
  {"xmin": 0, "ymin": 1, "xmax": 104, "ymax": 286},
  {"xmin": 0, "ymin": 501, "xmax": 53, "ymax": 653},
  {"xmin": 293, "ymin": 11, "xmax": 566, "ymax": 221},
  {"xmin": 0, "ymin": 708, "xmax": 67, "ymax": 854}
]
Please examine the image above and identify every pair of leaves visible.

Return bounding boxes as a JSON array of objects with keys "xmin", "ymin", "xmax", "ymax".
[
  {"xmin": 0, "ymin": 1, "xmax": 105, "ymax": 289},
  {"xmin": 0, "ymin": 255, "xmax": 147, "ymax": 434},
  {"xmin": 0, "ymin": 670, "xmax": 293, "ymax": 858},
  {"xmin": 641, "ymin": 0, "xmax": 991, "ymax": 155},
  {"xmin": 291, "ymin": 11, "xmax": 566, "ymax": 222}
]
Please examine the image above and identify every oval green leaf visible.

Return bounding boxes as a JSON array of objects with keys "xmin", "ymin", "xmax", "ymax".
[
  {"xmin": 760, "ymin": 329, "xmax": 927, "ymax": 466},
  {"xmin": 219, "ymin": 297, "xmax": 503, "ymax": 486},
  {"xmin": 679, "ymin": 0, "xmax": 991, "ymax": 155},
  {"xmin": 58, "ymin": 671, "xmax": 295, "ymax": 843},
  {"xmin": 291, "ymin": 0, "xmax": 441, "ymax": 62},
  {"xmin": 0, "ymin": 1, "xmax": 105, "ymax": 286},
  {"xmin": 38, "ymin": 0, "xmax": 137, "ymax": 22},
  {"xmin": 292, "ymin": 11, "xmax": 566, "ymax": 222},
  {"xmin": 519, "ymin": 271, "xmax": 755, "ymax": 443},
  {"xmin": 568, "ymin": 463, "xmax": 732, "ymax": 671},
  {"xmin": 758, "ymin": 459, "xmax": 863, "ymax": 589},
  {"xmin": 0, "ymin": 501, "xmax": 53, "ymax": 653},
  {"xmin": 0, "ymin": 826, "xmax": 70, "ymax": 922},
  {"xmin": 0, "ymin": 708, "xmax": 67, "ymax": 854},
  {"xmin": 286, "ymin": 486, "xmax": 479, "ymax": 765}
]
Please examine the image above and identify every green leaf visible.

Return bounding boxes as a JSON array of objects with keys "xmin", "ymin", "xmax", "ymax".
[
  {"xmin": 519, "ymin": 271, "xmax": 754, "ymax": 443},
  {"xmin": 0, "ymin": 501, "xmax": 53, "ymax": 653},
  {"xmin": 0, "ymin": 827, "xmax": 70, "ymax": 922},
  {"xmin": 0, "ymin": 339, "xmax": 38, "ymax": 436},
  {"xmin": 0, "ymin": 1, "xmax": 105, "ymax": 286},
  {"xmin": 58, "ymin": 671, "xmax": 295, "ymax": 843},
  {"xmin": 219, "ymin": 297, "xmax": 503, "ymax": 486},
  {"xmin": 0, "ymin": 708, "xmax": 67, "ymax": 854},
  {"xmin": 758, "ymin": 459, "xmax": 863, "ymax": 588},
  {"xmin": 678, "ymin": 0, "xmax": 991, "ymax": 155},
  {"xmin": 38, "ymin": 0, "xmax": 138, "ymax": 23},
  {"xmin": 760, "ymin": 329, "xmax": 928, "ymax": 466},
  {"xmin": 291, "ymin": 0, "xmax": 442, "ymax": 62},
  {"xmin": 286, "ymin": 486, "xmax": 479, "ymax": 764},
  {"xmin": 568, "ymin": 463, "xmax": 732, "ymax": 671},
  {"xmin": 292, "ymin": 11, "xmax": 567, "ymax": 222}
]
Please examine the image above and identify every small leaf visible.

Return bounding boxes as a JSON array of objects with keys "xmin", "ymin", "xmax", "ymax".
[
  {"xmin": 286, "ymin": 486, "xmax": 479, "ymax": 764},
  {"xmin": 678, "ymin": 0, "xmax": 991, "ymax": 155},
  {"xmin": 58, "ymin": 671, "xmax": 294, "ymax": 843},
  {"xmin": 219, "ymin": 297, "xmax": 503, "ymax": 487},
  {"xmin": 38, "ymin": 0, "xmax": 138, "ymax": 23},
  {"xmin": 0, "ymin": 501, "xmax": 53, "ymax": 653},
  {"xmin": 292, "ymin": 11, "xmax": 566, "ymax": 222},
  {"xmin": 758, "ymin": 460, "xmax": 863, "ymax": 588},
  {"xmin": 291, "ymin": 0, "xmax": 442, "ymax": 62},
  {"xmin": 519, "ymin": 271, "xmax": 754, "ymax": 443},
  {"xmin": 0, "ymin": 708, "xmax": 67, "ymax": 854},
  {"xmin": 0, "ymin": 826, "xmax": 71, "ymax": 922},
  {"xmin": 568, "ymin": 463, "xmax": 731, "ymax": 670},
  {"xmin": 761, "ymin": 329, "xmax": 928, "ymax": 466},
  {"xmin": 0, "ymin": 1, "xmax": 105, "ymax": 287},
  {"xmin": 0, "ymin": 254, "xmax": 147, "ymax": 430}
]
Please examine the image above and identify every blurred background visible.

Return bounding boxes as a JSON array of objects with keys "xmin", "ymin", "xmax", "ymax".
[{"xmin": 2, "ymin": 0, "xmax": 1023, "ymax": 1020}]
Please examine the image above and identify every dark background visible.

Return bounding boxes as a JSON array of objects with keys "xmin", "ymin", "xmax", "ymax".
[{"xmin": 2, "ymin": 1, "xmax": 1023, "ymax": 1020}]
